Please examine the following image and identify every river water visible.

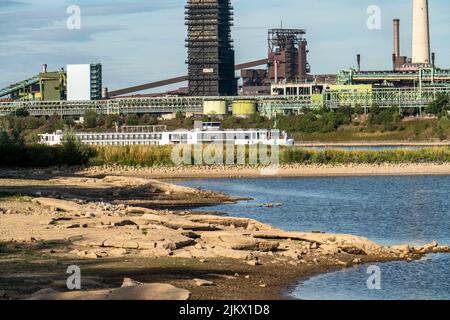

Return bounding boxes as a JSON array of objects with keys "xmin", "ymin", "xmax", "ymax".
[{"xmin": 177, "ymin": 176, "xmax": 450, "ymax": 300}]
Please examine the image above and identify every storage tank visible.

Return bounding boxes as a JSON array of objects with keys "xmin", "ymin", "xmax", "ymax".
[
  {"xmin": 232, "ymin": 100, "xmax": 257, "ymax": 116},
  {"xmin": 203, "ymin": 100, "xmax": 227, "ymax": 115}
]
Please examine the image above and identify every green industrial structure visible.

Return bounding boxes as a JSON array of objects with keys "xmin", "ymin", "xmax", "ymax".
[
  {"xmin": 0, "ymin": 85, "xmax": 449, "ymax": 118},
  {"xmin": 0, "ymin": 63, "xmax": 102, "ymax": 102},
  {"xmin": 337, "ymin": 67, "xmax": 450, "ymax": 88},
  {"xmin": 0, "ymin": 70, "xmax": 66, "ymax": 101},
  {"xmin": 1, "ymin": 63, "xmax": 449, "ymax": 119}
]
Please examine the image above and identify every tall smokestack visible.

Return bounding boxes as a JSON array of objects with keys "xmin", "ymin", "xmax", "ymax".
[
  {"xmin": 412, "ymin": 0, "xmax": 430, "ymax": 64},
  {"xmin": 393, "ymin": 19, "xmax": 400, "ymax": 57}
]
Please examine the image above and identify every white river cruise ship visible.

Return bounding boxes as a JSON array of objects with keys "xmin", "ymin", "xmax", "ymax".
[{"xmin": 39, "ymin": 125, "xmax": 294, "ymax": 147}]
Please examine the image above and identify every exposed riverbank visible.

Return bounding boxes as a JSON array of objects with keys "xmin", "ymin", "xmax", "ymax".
[
  {"xmin": 76, "ymin": 163, "xmax": 450, "ymax": 179},
  {"xmin": 1, "ymin": 173, "xmax": 449, "ymax": 300},
  {"xmin": 295, "ymin": 141, "xmax": 450, "ymax": 147}
]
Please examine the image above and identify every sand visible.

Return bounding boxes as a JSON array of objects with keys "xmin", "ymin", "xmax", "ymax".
[{"xmin": 79, "ymin": 163, "xmax": 450, "ymax": 179}]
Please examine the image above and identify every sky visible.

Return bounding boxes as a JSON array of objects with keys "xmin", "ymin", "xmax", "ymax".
[{"xmin": 0, "ymin": 0, "xmax": 449, "ymax": 92}]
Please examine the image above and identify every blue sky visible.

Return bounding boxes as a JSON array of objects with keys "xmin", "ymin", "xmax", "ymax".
[{"xmin": 0, "ymin": 0, "xmax": 449, "ymax": 92}]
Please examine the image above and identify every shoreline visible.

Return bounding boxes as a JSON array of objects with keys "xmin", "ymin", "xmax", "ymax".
[
  {"xmin": 78, "ymin": 163, "xmax": 450, "ymax": 180},
  {"xmin": 1, "ymin": 173, "xmax": 449, "ymax": 300},
  {"xmin": 295, "ymin": 141, "xmax": 450, "ymax": 147}
]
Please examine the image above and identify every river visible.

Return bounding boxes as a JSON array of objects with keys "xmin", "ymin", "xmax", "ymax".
[{"xmin": 177, "ymin": 176, "xmax": 450, "ymax": 300}]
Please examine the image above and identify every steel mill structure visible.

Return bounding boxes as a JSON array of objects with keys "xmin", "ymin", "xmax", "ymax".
[
  {"xmin": 268, "ymin": 28, "xmax": 310, "ymax": 84},
  {"xmin": 185, "ymin": 0, "xmax": 237, "ymax": 96}
]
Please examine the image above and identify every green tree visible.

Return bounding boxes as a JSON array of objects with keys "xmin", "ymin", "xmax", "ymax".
[
  {"xmin": 176, "ymin": 111, "xmax": 185, "ymax": 120},
  {"xmin": 141, "ymin": 114, "xmax": 158, "ymax": 125},
  {"xmin": 83, "ymin": 111, "xmax": 98, "ymax": 129},
  {"xmin": 60, "ymin": 130, "xmax": 92, "ymax": 166},
  {"xmin": 125, "ymin": 114, "xmax": 140, "ymax": 126},
  {"xmin": 250, "ymin": 112, "xmax": 264, "ymax": 124},
  {"xmin": 427, "ymin": 94, "xmax": 449, "ymax": 117}
]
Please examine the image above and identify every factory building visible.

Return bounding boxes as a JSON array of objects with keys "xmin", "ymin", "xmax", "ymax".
[
  {"xmin": 0, "ymin": 63, "xmax": 102, "ymax": 102},
  {"xmin": 185, "ymin": 0, "xmax": 237, "ymax": 96},
  {"xmin": 67, "ymin": 64, "xmax": 102, "ymax": 101},
  {"xmin": 0, "ymin": 65, "xmax": 66, "ymax": 102},
  {"xmin": 267, "ymin": 29, "xmax": 310, "ymax": 84},
  {"xmin": 240, "ymin": 28, "xmax": 311, "ymax": 96}
]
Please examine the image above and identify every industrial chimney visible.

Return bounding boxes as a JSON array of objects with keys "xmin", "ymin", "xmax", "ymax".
[
  {"xmin": 412, "ymin": 0, "xmax": 430, "ymax": 64},
  {"xmin": 393, "ymin": 19, "xmax": 400, "ymax": 57}
]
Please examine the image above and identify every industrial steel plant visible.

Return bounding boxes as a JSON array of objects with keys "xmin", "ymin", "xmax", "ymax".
[{"xmin": 0, "ymin": 0, "xmax": 449, "ymax": 119}]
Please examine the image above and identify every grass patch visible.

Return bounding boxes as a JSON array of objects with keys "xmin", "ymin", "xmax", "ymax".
[{"xmin": 282, "ymin": 147, "xmax": 450, "ymax": 164}]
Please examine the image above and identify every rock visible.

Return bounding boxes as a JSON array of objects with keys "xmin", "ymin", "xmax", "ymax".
[
  {"xmin": 435, "ymin": 245, "xmax": 450, "ymax": 253},
  {"xmin": 282, "ymin": 250, "xmax": 302, "ymax": 260},
  {"xmin": 254, "ymin": 231, "xmax": 382, "ymax": 255},
  {"xmin": 33, "ymin": 198, "xmax": 84, "ymax": 213},
  {"xmin": 247, "ymin": 260, "xmax": 262, "ymax": 266},
  {"xmin": 352, "ymin": 258, "xmax": 362, "ymax": 264},
  {"xmin": 188, "ymin": 216, "xmax": 250, "ymax": 229},
  {"xmin": 27, "ymin": 283, "xmax": 191, "ymax": 300},
  {"xmin": 193, "ymin": 279, "xmax": 215, "ymax": 287},
  {"xmin": 259, "ymin": 284, "xmax": 268, "ymax": 288},
  {"xmin": 139, "ymin": 248, "xmax": 172, "ymax": 257},
  {"xmin": 121, "ymin": 278, "xmax": 143, "ymax": 288},
  {"xmin": 109, "ymin": 248, "xmax": 128, "ymax": 257},
  {"xmin": 125, "ymin": 207, "xmax": 158, "ymax": 215},
  {"xmin": 318, "ymin": 244, "xmax": 340, "ymax": 255},
  {"xmin": 77, "ymin": 250, "xmax": 87, "ymax": 257},
  {"xmin": 95, "ymin": 251, "xmax": 109, "ymax": 258},
  {"xmin": 205, "ymin": 234, "xmax": 279, "ymax": 252},
  {"xmin": 419, "ymin": 241, "xmax": 439, "ymax": 253},
  {"xmin": 67, "ymin": 235, "xmax": 84, "ymax": 242},
  {"xmin": 49, "ymin": 216, "xmax": 72, "ymax": 225},
  {"xmin": 66, "ymin": 224, "xmax": 81, "ymax": 229},
  {"xmin": 232, "ymin": 240, "xmax": 278, "ymax": 252},
  {"xmin": 246, "ymin": 225, "xmax": 260, "ymax": 232},
  {"xmin": 0, "ymin": 290, "xmax": 6, "ymax": 298},
  {"xmin": 5, "ymin": 209, "xmax": 12, "ymax": 215},
  {"xmin": 85, "ymin": 252, "xmax": 99, "ymax": 259},
  {"xmin": 391, "ymin": 244, "xmax": 410, "ymax": 254},
  {"xmin": 181, "ymin": 231, "xmax": 201, "ymax": 239},
  {"xmin": 142, "ymin": 214, "xmax": 217, "ymax": 231},
  {"xmin": 103, "ymin": 238, "xmax": 140, "ymax": 249},
  {"xmin": 114, "ymin": 220, "xmax": 138, "ymax": 227},
  {"xmin": 335, "ymin": 260, "xmax": 348, "ymax": 266}
]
